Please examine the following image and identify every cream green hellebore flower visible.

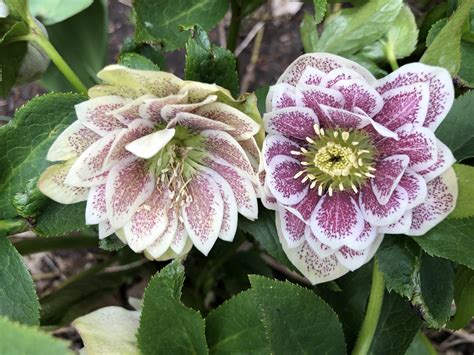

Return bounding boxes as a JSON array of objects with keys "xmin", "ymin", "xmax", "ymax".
[
  {"xmin": 0, "ymin": 0, "xmax": 9, "ymax": 18},
  {"xmin": 39, "ymin": 65, "xmax": 261, "ymax": 259}
]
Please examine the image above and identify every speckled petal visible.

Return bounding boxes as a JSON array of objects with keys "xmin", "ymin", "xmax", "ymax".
[
  {"xmin": 298, "ymin": 85, "xmax": 345, "ymax": 119},
  {"xmin": 47, "ymin": 121, "xmax": 101, "ymax": 162},
  {"xmin": 161, "ymin": 95, "xmax": 217, "ymax": 121},
  {"xmin": 398, "ymin": 169, "xmax": 427, "ymax": 209},
  {"xmin": 262, "ymin": 134, "xmax": 300, "ymax": 166},
  {"xmin": 138, "ymin": 93, "xmax": 187, "ymax": 122},
  {"xmin": 305, "ymin": 228, "xmax": 336, "ymax": 258},
  {"xmin": 320, "ymin": 67, "xmax": 366, "ymax": 88},
  {"xmin": 331, "ymin": 79, "xmax": 383, "ymax": 117},
  {"xmin": 371, "ymin": 154, "xmax": 409, "ymax": 205},
  {"xmin": 146, "ymin": 207, "xmax": 179, "ymax": 259},
  {"xmin": 125, "ymin": 129, "xmax": 175, "ymax": 159},
  {"xmin": 310, "ymin": 192, "xmax": 365, "ymax": 249},
  {"xmin": 167, "ymin": 112, "xmax": 234, "ymax": 131},
  {"xmin": 182, "ymin": 171, "xmax": 224, "ymax": 255},
  {"xmin": 98, "ymin": 221, "xmax": 117, "ymax": 240},
  {"xmin": 335, "ymin": 246, "xmax": 370, "ymax": 271},
  {"xmin": 376, "ymin": 63, "xmax": 454, "ymax": 131},
  {"xmin": 360, "ymin": 185, "xmax": 409, "ymax": 226},
  {"xmin": 298, "ymin": 67, "xmax": 325, "ymax": 86},
  {"xmin": 379, "ymin": 210, "xmax": 412, "ymax": 234},
  {"xmin": 408, "ymin": 167, "xmax": 457, "ymax": 236},
  {"xmin": 285, "ymin": 191, "xmax": 320, "ymax": 222},
  {"xmin": 346, "ymin": 221, "xmax": 378, "ymax": 251},
  {"xmin": 170, "ymin": 220, "xmax": 188, "ymax": 254},
  {"xmin": 85, "ymin": 184, "xmax": 107, "ymax": 225},
  {"xmin": 418, "ymin": 139, "xmax": 455, "ymax": 182},
  {"xmin": 278, "ymin": 205, "xmax": 306, "ymax": 248},
  {"xmin": 110, "ymin": 94, "xmax": 156, "ymax": 125},
  {"xmin": 239, "ymin": 138, "xmax": 260, "ymax": 174},
  {"xmin": 266, "ymin": 83, "xmax": 304, "ymax": 111},
  {"xmin": 319, "ymin": 105, "xmax": 370, "ymax": 129},
  {"xmin": 263, "ymin": 107, "xmax": 319, "ymax": 140},
  {"xmin": 105, "ymin": 159, "xmax": 155, "ymax": 229}
]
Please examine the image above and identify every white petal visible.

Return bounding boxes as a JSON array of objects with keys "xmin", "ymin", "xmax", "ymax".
[{"xmin": 125, "ymin": 129, "xmax": 175, "ymax": 159}]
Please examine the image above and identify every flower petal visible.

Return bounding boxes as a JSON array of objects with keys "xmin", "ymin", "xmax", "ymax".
[
  {"xmin": 277, "ymin": 205, "xmax": 306, "ymax": 248},
  {"xmin": 263, "ymin": 107, "xmax": 319, "ymax": 140},
  {"xmin": 418, "ymin": 139, "xmax": 455, "ymax": 182},
  {"xmin": 266, "ymin": 155, "xmax": 308, "ymax": 205},
  {"xmin": 182, "ymin": 171, "xmax": 224, "ymax": 255},
  {"xmin": 138, "ymin": 93, "xmax": 187, "ymax": 122},
  {"xmin": 125, "ymin": 128, "xmax": 175, "ymax": 159},
  {"xmin": 47, "ymin": 121, "xmax": 101, "ymax": 162},
  {"xmin": 123, "ymin": 188, "xmax": 170, "ymax": 252},
  {"xmin": 110, "ymin": 94, "xmax": 156, "ymax": 125},
  {"xmin": 203, "ymin": 157, "xmax": 258, "ymax": 220},
  {"xmin": 266, "ymin": 83, "xmax": 304, "ymax": 111},
  {"xmin": 408, "ymin": 167, "xmax": 458, "ymax": 236},
  {"xmin": 262, "ymin": 134, "xmax": 300, "ymax": 166},
  {"xmin": 379, "ymin": 210, "xmax": 412, "ymax": 234},
  {"xmin": 286, "ymin": 191, "xmax": 320, "ymax": 222},
  {"xmin": 298, "ymin": 85, "xmax": 345, "ymax": 119},
  {"xmin": 345, "ymin": 221, "xmax": 378, "ymax": 251},
  {"xmin": 376, "ymin": 63, "xmax": 454, "ymax": 131},
  {"xmin": 166, "ymin": 112, "xmax": 234, "ymax": 131},
  {"xmin": 375, "ymin": 83, "xmax": 429, "ymax": 131},
  {"xmin": 335, "ymin": 246, "xmax": 370, "ymax": 271},
  {"xmin": 170, "ymin": 220, "xmax": 189, "ymax": 254},
  {"xmin": 398, "ymin": 169, "xmax": 427, "ymax": 209},
  {"xmin": 320, "ymin": 67, "xmax": 366, "ymax": 88},
  {"xmin": 195, "ymin": 102, "xmax": 260, "ymax": 141},
  {"xmin": 146, "ymin": 206, "xmax": 180, "ymax": 259},
  {"xmin": 239, "ymin": 138, "xmax": 260, "ymax": 174},
  {"xmin": 106, "ymin": 159, "xmax": 155, "ymax": 229},
  {"xmin": 161, "ymin": 95, "xmax": 217, "ymax": 121},
  {"xmin": 331, "ymin": 79, "xmax": 383, "ymax": 117},
  {"xmin": 85, "ymin": 184, "xmax": 107, "ymax": 225},
  {"xmin": 305, "ymin": 227, "xmax": 336, "ymax": 258},
  {"xmin": 319, "ymin": 105, "xmax": 370, "ymax": 129},
  {"xmin": 298, "ymin": 66, "xmax": 325, "ymax": 86},
  {"xmin": 359, "ymin": 185, "xmax": 409, "ymax": 226},
  {"xmin": 75, "ymin": 96, "xmax": 127, "ymax": 136},
  {"xmin": 371, "ymin": 154, "xmax": 409, "ymax": 205},
  {"xmin": 38, "ymin": 160, "xmax": 89, "ymax": 204},
  {"xmin": 277, "ymin": 53, "xmax": 376, "ymax": 86},
  {"xmin": 310, "ymin": 192, "xmax": 365, "ymax": 249}
]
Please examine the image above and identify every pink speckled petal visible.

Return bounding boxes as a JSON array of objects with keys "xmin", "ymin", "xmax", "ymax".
[
  {"xmin": 182, "ymin": 171, "xmax": 224, "ymax": 255},
  {"xmin": 319, "ymin": 105, "xmax": 370, "ymax": 129},
  {"xmin": 266, "ymin": 83, "xmax": 304, "ymax": 111},
  {"xmin": 418, "ymin": 139, "xmax": 455, "ymax": 182},
  {"xmin": 75, "ymin": 96, "xmax": 127, "ymax": 136},
  {"xmin": 110, "ymin": 94, "xmax": 156, "ymax": 125},
  {"xmin": 105, "ymin": 119, "xmax": 154, "ymax": 167},
  {"xmin": 125, "ymin": 128, "xmax": 175, "ymax": 159},
  {"xmin": 106, "ymin": 159, "xmax": 155, "ymax": 229},
  {"xmin": 98, "ymin": 221, "xmax": 117, "ymax": 240},
  {"xmin": 371, "ymin": 155, "xmax": 409, "ymax": 205},
  {"xmin": 266, "ymin": 155, "xmax": 308, "ymax": 205},
  {"xmin": 277, "ymin": 53, "xmax": 376, "ymax": 87},
  {"xmin": 138, "ymin": 93, "xmax": 187, "ymax": 122},
  {"xmin": 65, "ymin": 130, "xmax": 122, "ymax": 186},
  {"xmin": 278, "ymin": 205, "xmax": 306, "ymax": 248},
  {"xmin": 239, "ymin": 138, "xmax": 260, "ymax": 174},
  {"xmin": 335, "ymin": 246, "xmax": 370, "ymax": 271},
  {"xmin": 310, "ymin": 192, "xmax": 365, "ymax": 249},
  {"xmin": 398, "ymin": 169, "xmax": 427, "ymax": 209},
  {"xmin": 85, "ymin": 184, "xmax": 107, "ymax": 225},
  {"xmin": 346, "ymin": 221, "xmax": 378, "ymax": 251},
  {"xmin": 263, "ymin": 107, "xmax": 319, "ymax": 140},
  {"xmin": 286, "ymin": 191, "xmax": 320, "ymax": 222},
  {"xmin": 331, "ymin": 80, "xmax": 383, "ymax": 117},
  {"xmin": 166, "ymin": 112, "xmax": 234, "ymax": 131},
  {"xmin": 360, "ymin": 185, "xmax": 409, "ymax": 226},
  {"xmin": 146, "ymin": 207, "xmax": 179, "ymax": 259},
  {"xmin": 378, "ymin": 126, "xmax": 438, "ymax": 171},
  {"xmin": 203, "ymin": 167, "xmax": 238, "ymax": 242},
  {"xmin": 123, "ymin": 188, "xmax": 170, "ymax": 252},
  {"xmin": 196, "ymin": 102, "xmax": 260, "ymax": 141},
  {"xmin": 408, "ymin": 167, "xmax": 457, "ymax": 236},
  {"xmin": 298, "ymin": 85, "xmax": 345, "ymax": 121},
  {"xmin": 375, "ymin": 83, "xmax": 429, "ymax": 131},
  {"xmin": 320, "ymin": 67, "xmax": 366, "ymax": 88},
  {"xmin": 38, "ymin": 160, "xmax": 89, "ymax": 204},
  {"xmin": 170, "ymin": 220, "xmax": 188, "ymax": 254},
  {"xmin": 305, "ymin": 227, "xmax": 336, "ymax": 258},
  {"xmin": 379, "ymin": 210, "xmax": 412, "ymax": 234},
  {"xmin": 201, "ymin": 130, "xmax": 256, "ymax": 180},
  {"xmin": 262, "ymin": 134, "xmax": 300, "ymax": 167},
  {"xmin": 47, "ymin": 121, "xmax": 101, "ymax": 162},
  {"xmin": 203, "ymin": 157, "xmax": 258, "ymax": 220},
  {"xmin": 298, "ymin": 67, "xmax": 325, "ymax": 86},
  {"xmin": 376, "ymin": 63, "xmax": 454, "ymax": 131},
  {"xmin": 161, "ymin": 95, "xmax": 217, "ymax": 121}
]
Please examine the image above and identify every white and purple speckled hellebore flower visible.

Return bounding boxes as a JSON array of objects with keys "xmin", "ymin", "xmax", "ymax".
[
  {"xmin": 39, "ymin": 65, "xmax": 260, "ymax": 259},
  {"xmin": 261, "ymin": 53, "xmax": 458, "ymax": 284}
]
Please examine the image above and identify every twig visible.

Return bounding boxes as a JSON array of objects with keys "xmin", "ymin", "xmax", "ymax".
[
  {"xmin": 235, "ymin": 21, "xmax": 265, "ymax": 57},
  {"xmin": 240, "ymin": 24, "xmax": 265, "ymax": 95},
  {"xmin": 261, "ymin": 254, "xmax": 312, "ymax": 286}
]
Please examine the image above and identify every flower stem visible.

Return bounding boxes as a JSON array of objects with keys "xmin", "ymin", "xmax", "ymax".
[
  {"xmin": 383, "ymin": 43, "xmax": 399, "ymax": 71},
  {"xmin": 14, "ymin": 235, "xmax": 98, "ymax": 255},
  {"xmin": 227, "ymin": 0, "xmax": 242, "ymax": 53},
  {"xmin": 352, "ymin": 260, "xmax": 385, "ymax": 355}
]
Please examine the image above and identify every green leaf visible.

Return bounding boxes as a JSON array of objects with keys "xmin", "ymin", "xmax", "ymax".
[
  {"xmin": 34, "ymin": 202, "xmax": 93, "ymax": 237},
  {"xmin": 458, "ymin": 40, "xmax": 474, "ymax": 87},
  {"xmin": 416, "ymin": 254, "xmax": 454, "ymax": 328},
  {"xmin": 421, "ymin": 0, "xmax": 474, "ymax": 75},
  {"xmin": 238, "ymin": 206, "xmax": 294, "ymax": 271},
  {"xmin": 0, "ymin": 40, "xmax": 28, "ymax": 97},
  {"xmin": 29, "ymin": 0, "xmax": 93, "ymax": 25},
  {"xmin": 425, "ymin": 18, "xmax": 447, "ymax": 46},
  {"xmin": 435, "ymin": 90, "xmax": 474, "ymax": 161},
  {"xmin": 447, "ymin": 266, "xmax": 474, "ymax": 329},
  {"xmin": 118, "ymin": 52, "xmax": 161, "ymax": 71},
  {"xmin": 0, "ymin": 235, "xmax": 39, "ymax": 325},
  {"xmin": 449, "ymin": 164, "xmax": 474, "ymax": 219},
  {"xmin": 0, "ymin": 316, "xmax": 71, "ymax": 355},
  {"xmin": 255, "ymin": 85, "xmax": 269, "ymax": 116},
  {"xmin": 348, "ymin": 54, "xmax": 387, "ymax": 78},
  {"xmin": 413, "ymin": 217, "xmax": 474, "ymax": 270},
  {"xmin": 184, "ymin": 26, "xmax": 239, "ymax": 97},
  {"xmin": 0, "ymin": 93, "xmax": 85, "ymax": 219},
  {"xmin": 250, "ymin": 275, "xmax": 346, "ymax": 354},
  {"xmin": 369, "ymin": 292, "xmax": 422, "ymax": 354},
  {"xmin": 361, "ymin": 4, "xmax": 418, "ymax": 61},
  {"xmin": 134, "ymin": 0, "xmax": 228, "ymax": 52},
  {"xmin": 137, "ymin": 260, "xmax": 208, "ymax": 355},
  {"xmin": 405, "ymin": 332, "xmax": 437, "ymax": 355},
  {"xmin": 41, "ymin": 0, "xmax": 107, "ymax": 91},
  {"xmin": 98, "ymin": 234, "xmax": 125, "ymax": 252},
  {"xmin": 316, "ymin": 0, "xmax": 403, "ymax": 55},
  {"xmin": 313, "ymin": 0, "xmax": 327, "ymax": 24},
  {"xmin": 206, "ymin": 290, "xmax": 269, "ymax": 354},
  {"xmin": 120, "ymin": 37, "xmax": 167, "ymax": 70},
  {"xmin": 377, "ymin": 236, "xmax": 421, "ymax": 299},
  {"xmin": 300, "ymin": 11, "xmax": 318, "ymax": 53}
]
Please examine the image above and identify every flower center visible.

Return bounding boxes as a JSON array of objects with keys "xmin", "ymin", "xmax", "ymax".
[{"xmin": 292, "ymin": 125, "xmax": 376, "ymax": 196}]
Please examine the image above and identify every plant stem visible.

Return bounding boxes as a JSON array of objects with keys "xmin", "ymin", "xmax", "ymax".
[
  {"xmin": 14, "ymin": 236, "xmax": 98, "ymax": 255},
  {"xmin": 227, "ymin": 0, "xmax": 242, "ymax": 53},
  {"xmin": 9, "ymin": 33, "xmax": 88, "ymax": 94},
  {"xmin": 383, "ymin": 43, "xmax": 399, "ymax": 71},
  {"xmin": 352, "ymin": 260, "xmax": 385, "ymax": 355}
]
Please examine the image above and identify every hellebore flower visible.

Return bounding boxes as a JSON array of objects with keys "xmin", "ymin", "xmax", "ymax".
[
  {"xmin": 39, "ymin": 65, "xmax": 260, "ymax": 259},
  {"xmin": 261, "ymin": 53, "xmax": 457, "ymax": 284}
]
